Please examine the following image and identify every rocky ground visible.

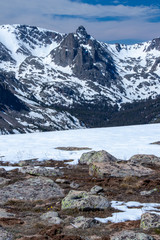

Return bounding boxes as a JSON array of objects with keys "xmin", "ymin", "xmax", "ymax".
[{"xmin": 0, "ymin": 148, "xmax": 160, "ymax": 240}]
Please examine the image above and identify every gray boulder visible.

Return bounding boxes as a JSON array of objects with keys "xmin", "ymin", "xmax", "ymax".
[
  {"xmin": 140, "ymin": 212, "xmax": 160, "ymax": 230},
  {"xmin": 111, "ymin": 230, "xmax": 155, "ymax": 240},
  {"xmin": 129, "ymin": 154, "xmax": 160, "ymax": 167},
  {"xmin": 72, "ymin": 216, "xmax": 99, "ymax": 229},
  {"xmin": 19, "ymin": 166, "xmax": 63, "ymax": 177},
  {"xmin": 40, "ymin": 211, "xmax": 63, "ymax": 225},
  {"xmin": 0, "ymin": 176, "xmax": 64, "ymax": 204},
  {"xmin": 61, "ymin": 190, "xmax": 110, "ymax": 210},
  {"xmin": 0, "ymin": 227, "xmax": 13, "ymax": 240},
  {"xmin": 79, "ymin": 150, "xmax": 118, "ymax": 165},
  {"xmin": 89, "ymin": 161, "xmax": 154, "ymax": 178}
]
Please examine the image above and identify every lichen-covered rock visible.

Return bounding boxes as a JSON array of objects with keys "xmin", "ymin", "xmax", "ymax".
[
  {"xmin": 111, "ymin": 230, "xmax": 155, "ymax": 240},
  {"xmin": 140, "ymin": 213, "xmax": 160, "ymax": 230},
  {"xmin": 0, "ymin": 227, "xmax": 13, "ymax": 240},
  {"xmin": 19, "ymin": 166, "xmax": 63, "ymax": 177},
  {"xmin": 72, "ymin": 216, "xmax": 99, "ymax": 229},
  {"xmin": 40, "ymin": 211, "xmax": 63, "ymax": 225},
  {"xmin": 79, "ymin": 150, "xmax": 118, "ymax": 165},
  {"xmin": 89, "ymin": 161, "xmax": 154, "ymax": 178},
  {"xmin": 129, "ymin": 154, "xmax": 160, "ymax": 167},
  {"xmin": 61, "ymin": 190, "xmax": 110, "ymax": 210},
  {"xmin": 0, "ymin": 176, "xmax": 64, "ymax": 204}
]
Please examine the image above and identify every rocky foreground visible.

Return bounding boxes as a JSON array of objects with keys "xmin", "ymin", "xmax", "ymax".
[{"xmin": 0, "ymin": 149, "xmax": 160, "ymax": 240}]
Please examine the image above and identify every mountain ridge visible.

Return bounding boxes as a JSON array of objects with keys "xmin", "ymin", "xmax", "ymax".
[{"xmin": 0, "ymin": 24, "xmax": 160, "ymax": 134}]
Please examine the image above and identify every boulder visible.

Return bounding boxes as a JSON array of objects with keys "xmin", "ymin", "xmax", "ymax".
[
  {"xmin": 72, "ymin": 216, "xmax": 99, "ymax": 229},
  {"xmin": 89, "ymin": 161, "xmax": 154, "ymax": 178},
  {"xmin": 40, "ymin": 211, "xmax": 63, "ymax": 225},
  {"xmin": 79, "ymin": 150, "xmax": 118, "ymax": 165},
  {"xmin": 19, "ymin": 166, "xmax": 63, "ymax": 177},
  {"xmin": 0, "ymin": 176, "xmax": 64, "ymax": 204},
  {"xmin": 129, "ymin": 154, "xmax": 160, "ymax": 167},
  {"xmin": 140, "ymin": 212, "xmax": 160, "ymax": 230},
  {"xmin": 61, "ymin": 190, "xmax": 110, "ymax": 210},
  {"xmin": 0, "ymin": 227, "xmax": 13, "ymax": 240},
  {"xmin": 111, "ymin": 230, "xmax": 155, "ymax": 240}
]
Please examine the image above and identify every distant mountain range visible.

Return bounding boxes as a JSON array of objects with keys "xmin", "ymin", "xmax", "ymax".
[{"xmin": 0, "ymin": 24, "xmax": 160, "ymax": 134}]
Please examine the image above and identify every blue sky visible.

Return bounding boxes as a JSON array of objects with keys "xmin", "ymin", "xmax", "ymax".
[{"xmin": 0, "ymin": 0, "xmax": 160, "ymax": 44}]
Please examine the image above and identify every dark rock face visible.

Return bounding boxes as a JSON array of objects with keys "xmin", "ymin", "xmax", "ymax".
[
  {"xmin": 146, "ymin": 37, "xmax": 160, "ymax": 51},
  {"xmin": 0, "ymin": 43, "xmax": 15, "ymax": 63}
]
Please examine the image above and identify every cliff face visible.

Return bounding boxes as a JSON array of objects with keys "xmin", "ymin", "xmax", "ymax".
[{"xmin": 0, "ymin": 24, "xmax": 160, "ymax": 133}]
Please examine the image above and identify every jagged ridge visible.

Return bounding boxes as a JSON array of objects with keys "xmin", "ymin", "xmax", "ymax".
[{"xmin": 0, "ymin": 24, "xmax": 160, "ymax": 133}]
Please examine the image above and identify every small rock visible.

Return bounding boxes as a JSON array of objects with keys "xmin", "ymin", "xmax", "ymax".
[
  {"xmin": 72, "ymin": 216, "xmax": 99, "ymax": 229},
  {"xmin": 70, "ymin": 181, "xmax": 80, "ymax": 189},
  {"xmin": 61, "ymin": 190, "xmax": 110, "ymax": 210},
  {"xmin": 90, "ymin": 185, "xmax": 103, "ymax": 194},
  {"xmin": 79, "ymin": 150, "xmax": 118, "ymax": 165},
  {"xmin": 18, "ymin": 158, "xmax": 40, "ymax": 166},
  {"xmin": 0, "ymin": 227, "xmax": 13, "ymax": 240},
  {"xmin": 111, "ymin": 230, "xmax": 155, "ymax": 240},
  {"xmin": 40, "ymin": 211, "xmax": 63, "ymax": 225},
  {"xmin": 140, "ymin": 188, "xmax": 157, "ymax": 196},
  {"xmin": 140, "ymin": 212, "xmax": 160, "ymax": 230},
  {"xmin": 55, "ymin": 178, "xmax": 69, "ymax": 184},
  {"xmin": 19, "ymin": 166, "xmax": 63, "ymax": 177},
  {"xmin": 0, "ymin": 177, "xmax": 10, "ymax": 186}
]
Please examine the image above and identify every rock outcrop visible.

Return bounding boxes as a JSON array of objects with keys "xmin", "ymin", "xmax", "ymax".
[
  {"xmin": 0, "ymin": 176, "xmax": 64, "ymax": 204},
  {"xmin": 129, "ymin": 154, "xmax": 160, "ymax": 167},
  {"xmin": 19, "ymin": 166, "xmax": 63, "ymax": 177}
]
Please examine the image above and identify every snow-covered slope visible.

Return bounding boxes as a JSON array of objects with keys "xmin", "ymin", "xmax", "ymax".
[{"xmin": 0, "ymin": 24, "xmax": 160, "ymax": 133}]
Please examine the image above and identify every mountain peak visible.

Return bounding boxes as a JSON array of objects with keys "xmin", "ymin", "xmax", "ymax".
[{"xmin": 76, "ymin": 26, "xmax": 89, "ymax": 38}]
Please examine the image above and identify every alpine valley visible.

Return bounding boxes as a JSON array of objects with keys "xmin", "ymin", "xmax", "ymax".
[{"xmin": 0, "ymin": 24, "xmax": 160, "ymax": 134}]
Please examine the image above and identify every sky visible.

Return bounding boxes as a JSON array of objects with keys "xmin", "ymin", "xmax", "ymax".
[{"xmin": 0, "ymin": 0, "xmax": 160, "ymax": 44}]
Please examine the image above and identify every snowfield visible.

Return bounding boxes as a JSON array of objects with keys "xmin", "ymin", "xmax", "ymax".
[{"xmin": 0, "ymin": 123, "xmax": 160, "ymax": 164}]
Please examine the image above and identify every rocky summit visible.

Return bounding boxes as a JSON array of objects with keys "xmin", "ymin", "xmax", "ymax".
[{"xmin": 0, "ymin": 24, "xmax": 160, "ymax": 133}]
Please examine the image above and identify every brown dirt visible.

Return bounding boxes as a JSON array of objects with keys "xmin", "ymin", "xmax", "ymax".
[{"xmin": 55, "ymin": 147, "xmax": 92, "ymax": 151}]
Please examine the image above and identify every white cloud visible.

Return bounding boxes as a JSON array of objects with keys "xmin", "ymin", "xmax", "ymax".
[{"xmin": 0, "ymin": 0, "xmax": 160, "ymax": 43}]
